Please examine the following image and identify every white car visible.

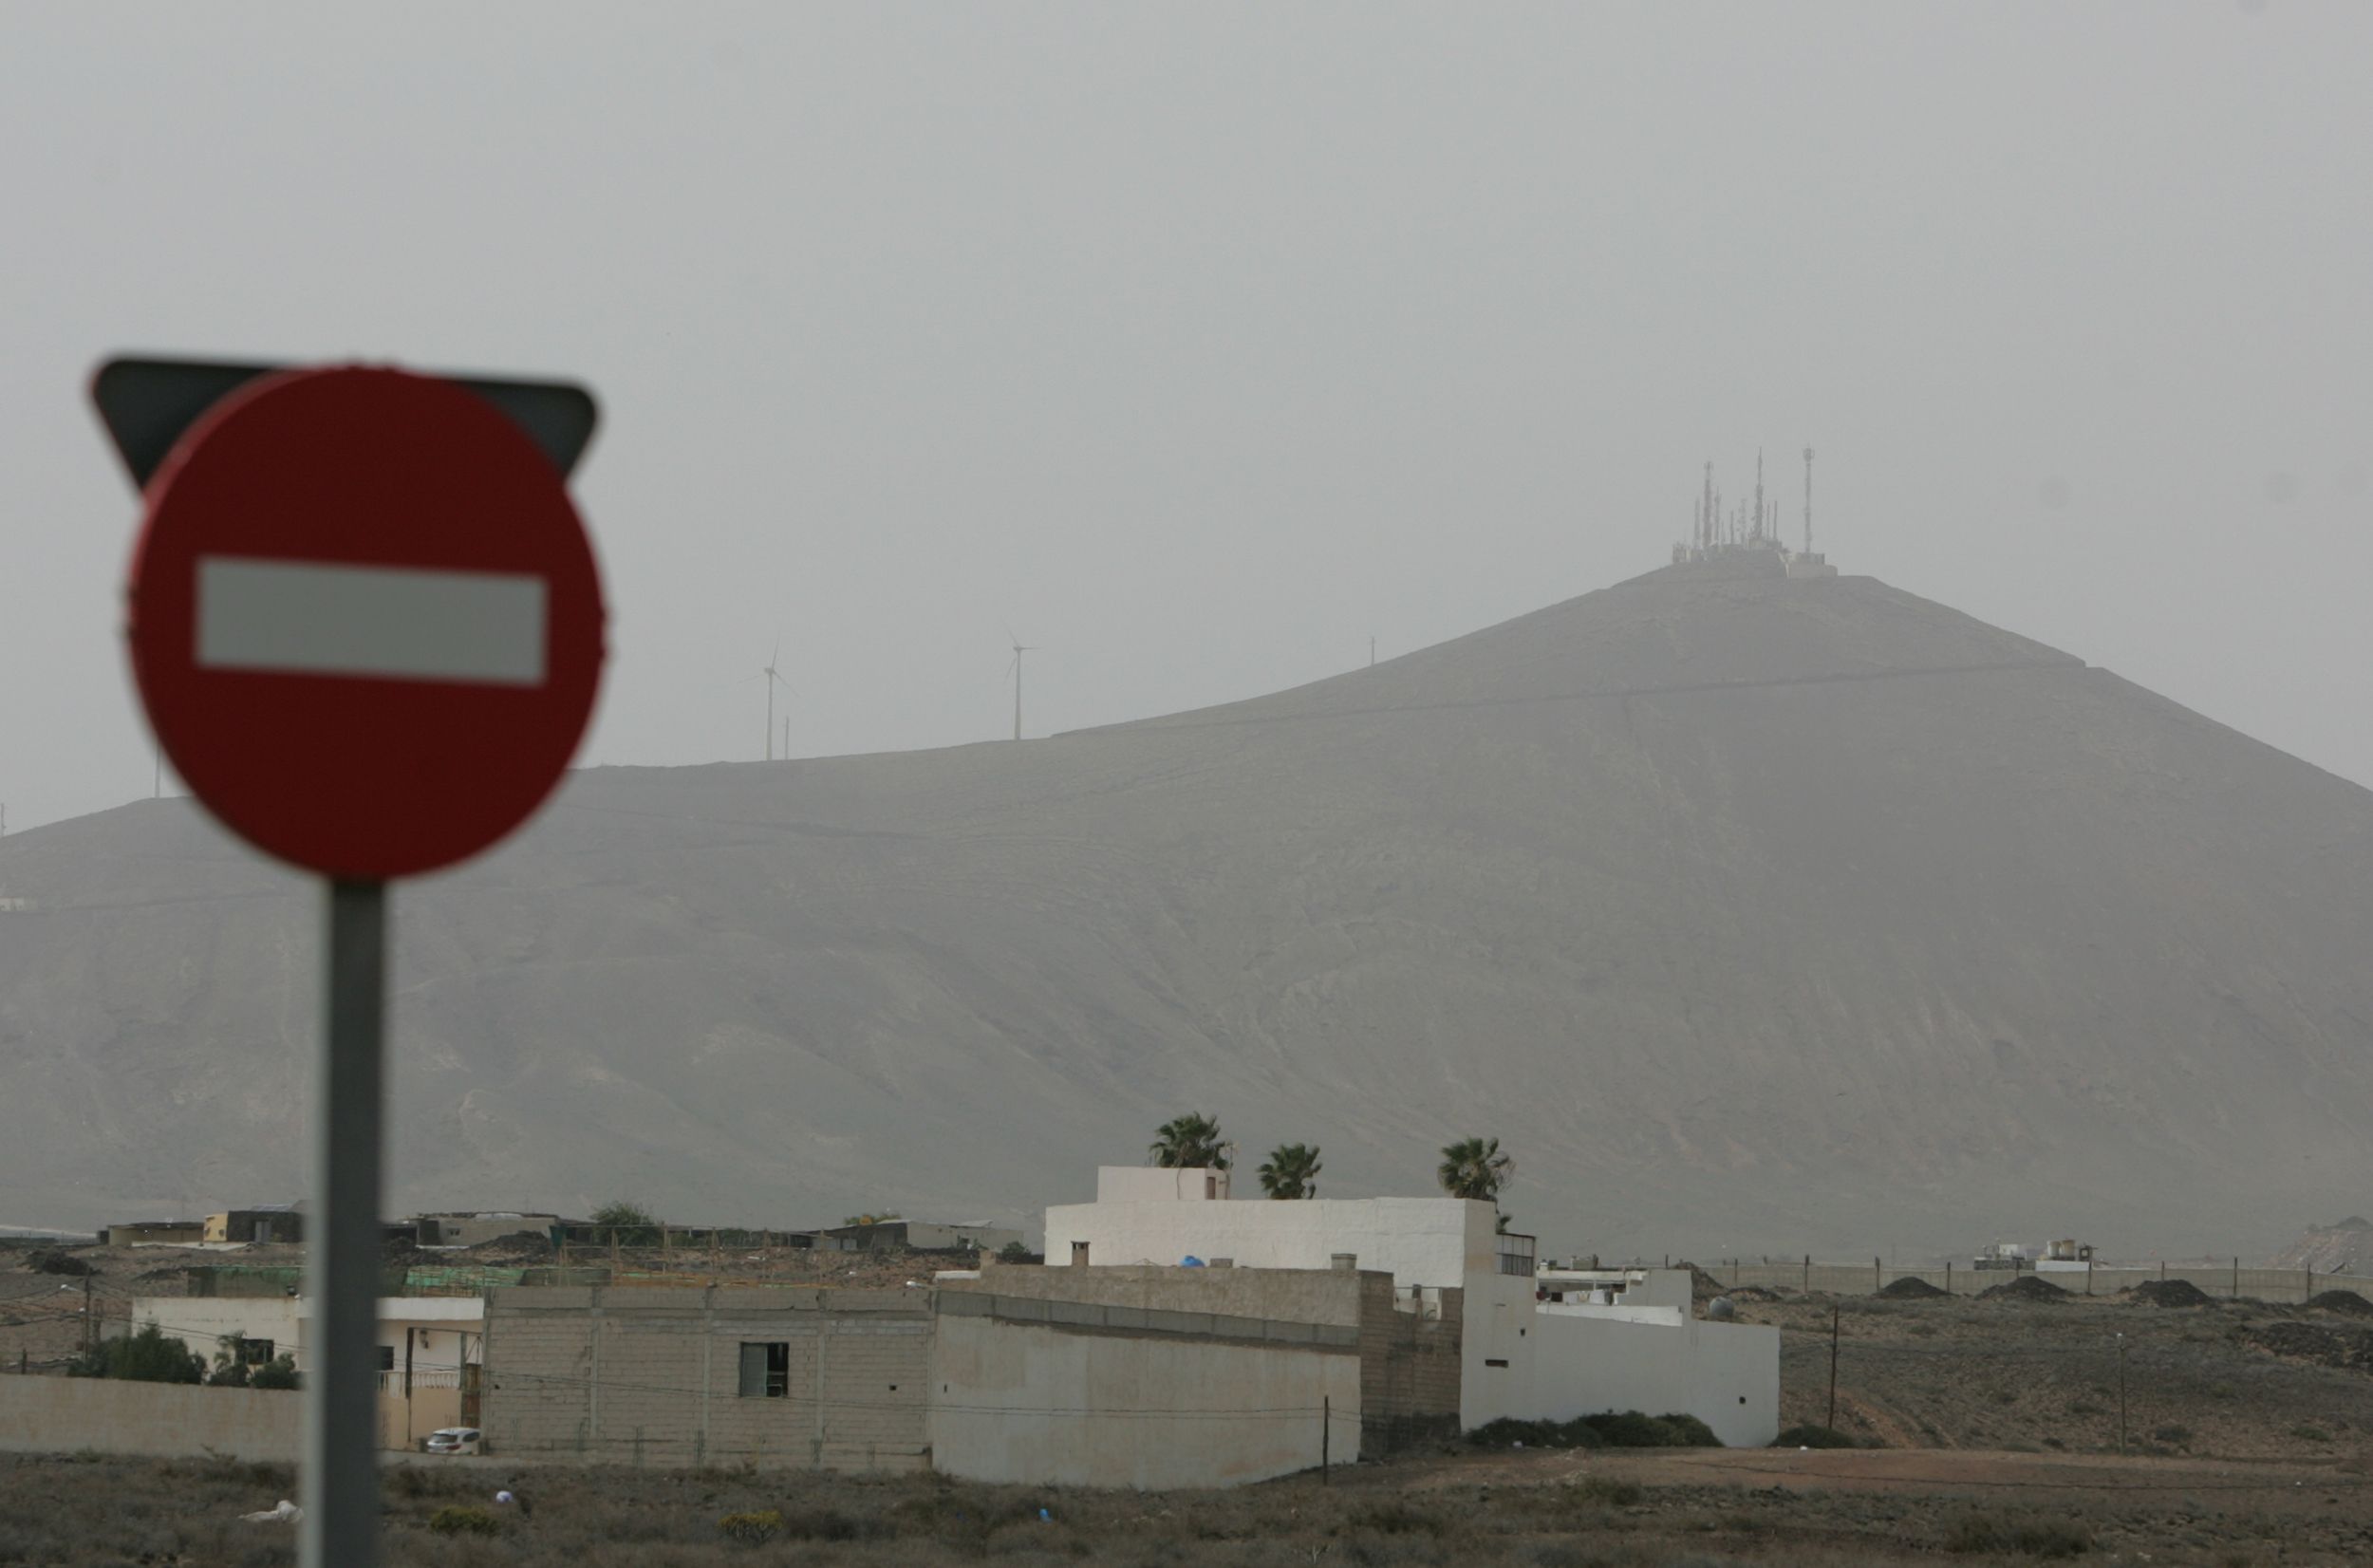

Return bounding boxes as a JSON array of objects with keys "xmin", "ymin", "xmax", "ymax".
[{"xmin": 423, "ymin": 1428, "xmax": 481, "ymax": 1455}]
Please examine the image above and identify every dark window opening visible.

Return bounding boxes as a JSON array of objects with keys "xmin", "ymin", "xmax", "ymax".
[
  {"xmin": 238, "ymin": 1337, "xmax": 274, "ymax": 1366},
  {"xmin": 738, "ymin": 1341, "xmax": 790, "ymax": 1398},
  {"xmin": 1071, "ymin": 1241, "xmax": 1091, "ymax": 1265},
  {"xmin": 1485, "ymin": 1358, "xmax": 1510, "ymax": 1368},
  {"xmin": 375, "ymin": 1345, "xmax": 395, "ymax": 1372}
]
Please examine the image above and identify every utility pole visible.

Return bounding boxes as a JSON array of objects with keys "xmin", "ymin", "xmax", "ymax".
[
  {"xmin": 2116, "ymin": 1333, "xmax": 2127, "ymax": 1455},
  {"xmin": 1322, "ymin": 1394, "xmax": 1331, "ymax": 1484},
  {"xmin": 1009, "ymin": 641, "xmax": 1037, "ymax": 741},
  {"xmin": 1826, "ymin": 1303, "xmax": 1840, "ymax": 1428},
  {"xmin": 84, "ymin": 1275, "xmax": 95, "ymax": 1351}
]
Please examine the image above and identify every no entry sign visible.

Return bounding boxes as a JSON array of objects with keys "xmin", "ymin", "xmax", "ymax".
[
  {"xmin": 94, "ymin": 354, "xmax": 606, "ymax": 1568},
  {"xmin": 121, "ymin": 364, "xmax": 606, "ymax": 877}
]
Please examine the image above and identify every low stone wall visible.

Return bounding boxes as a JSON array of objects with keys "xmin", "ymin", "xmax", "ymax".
[{"xmin": 0, "ymin": 1374, "xmax": 299, "ymax": 1460}]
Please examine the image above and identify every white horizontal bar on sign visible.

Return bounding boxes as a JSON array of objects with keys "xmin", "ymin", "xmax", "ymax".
[{"xmin": 195, "ymin": 556, "xmax": 548, "ymax": 686}]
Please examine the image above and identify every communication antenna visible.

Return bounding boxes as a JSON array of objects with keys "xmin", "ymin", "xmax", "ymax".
[
  {"xmin": 1803, "ymin": 447, "xmax": 1815, "ymax": 555},
  {"xmin": 1754, "ymin": 450, "xmax": 1766, "ymax": 543},
  {"xmin": 1006, "ymin": 635, "xmax": 1038, "ymax": 741},
  {"xmin": 1701, "ymin": 461, "xmax": 1714, "ymax": 551}
]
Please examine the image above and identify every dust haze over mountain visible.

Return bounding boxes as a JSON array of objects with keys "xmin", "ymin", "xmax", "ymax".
[
  {"xmin": 3, "ymin": 5, "xmax": 2373, "ymax": 834},
  {"xmin": 2, "ymin": 9, "xmax": 2369, "ymax": 1258},
  {"xmin": 5, "ymin": 562, "xmax": 2368, "ymax": 1260}
]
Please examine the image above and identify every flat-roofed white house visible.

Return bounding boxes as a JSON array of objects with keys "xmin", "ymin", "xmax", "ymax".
[{"xmin": 1042, "ymin": 1167, "xmax": 1778, "ymax": 1447}]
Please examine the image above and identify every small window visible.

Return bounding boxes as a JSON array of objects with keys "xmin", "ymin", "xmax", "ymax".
[
  {"xmin": 738, "ymin": 1341, "xmax": 790, "ymax": 1398},
  {"xmin": 1071, "ymin": 1241, "xmax": 1091, "ymax": 1266},
  {"xmin": 1485, "ymin": 1358, "xmax": 1510, "ymax": 1368},
  {"xmin": 375, "ymin": 1346, "xmax": 395, "ymax": 1372},
  {"xmin": 238, "ymin": 1337, "xmax": 275, "ymax": 1367}
]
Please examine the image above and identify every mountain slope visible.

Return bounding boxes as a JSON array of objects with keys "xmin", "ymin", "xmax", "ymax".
[{"xmin": 4, "ymin": 562, "xmax": 2367, "ymax": 1258}]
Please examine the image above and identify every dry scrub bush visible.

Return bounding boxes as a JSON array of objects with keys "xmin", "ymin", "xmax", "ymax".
[
  {"xmin": 428, "ymin": 1504, "xmax": 502, "ymax": 1537},
  {"xmin": 716, "ymin": 1508, "xmax": 782, "ymax": 1543}
]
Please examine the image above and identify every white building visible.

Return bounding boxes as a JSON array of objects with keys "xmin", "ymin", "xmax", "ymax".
[{"xmin": 1043, "ymin": 1167, "xmax": 1778, "ymax": 1447}]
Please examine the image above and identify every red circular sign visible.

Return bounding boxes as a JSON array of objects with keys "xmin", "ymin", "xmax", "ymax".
[{"xmin": 127, "ymin": 366, "xmax": 606, "ymax": 879}]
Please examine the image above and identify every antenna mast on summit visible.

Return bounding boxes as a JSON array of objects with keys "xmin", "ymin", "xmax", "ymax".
[
  {"xmin": 1754, "ymin": 450, "xmax": 1766, "ymax": 543},
  {"xmin": 1803, "ymin": 447, "xmax": 1815, "ymax": 555}
]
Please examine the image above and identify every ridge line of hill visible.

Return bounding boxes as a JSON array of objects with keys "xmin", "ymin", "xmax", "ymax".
[{"xmin": 1064, "ymin": 656, "xmax": 2087, "ymax": 739}]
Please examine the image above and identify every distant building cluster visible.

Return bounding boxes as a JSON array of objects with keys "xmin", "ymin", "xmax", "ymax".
[{"xmin": 46, "ymin": 1175, "xmax": 1777, "ymax": 1490}]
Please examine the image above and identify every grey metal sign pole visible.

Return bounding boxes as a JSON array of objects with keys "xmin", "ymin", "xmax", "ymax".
[{"xmin": 301, "ymin": 878, "xmax": 387, "ymax": 1568}]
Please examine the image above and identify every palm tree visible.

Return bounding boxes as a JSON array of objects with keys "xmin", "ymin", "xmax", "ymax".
[
  {"xmin": 1437, "ymin": 1136, "xmax": 1513, "ymax": 1205},
  {"xmin": 1149, "ymin": 1113, "xmax": 1232, "ymax": 1171},
  {"xmin": 1258, "ymin": 1143, "xmax": 1322, "ymax": 1199}
]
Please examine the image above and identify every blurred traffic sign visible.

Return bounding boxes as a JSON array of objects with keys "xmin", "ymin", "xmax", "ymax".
[
  {"xmin": 112, "ymin": 363, "xmax": 606, "ymax": 878},
  {"xmin": 92, "ymin": 355, "xmax": 607, "ymax": 1568}
]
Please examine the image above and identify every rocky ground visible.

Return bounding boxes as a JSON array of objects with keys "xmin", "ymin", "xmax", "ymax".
[
  {"xmin": 4, "ymin": 1439, "xmax": 2369, "ymax": 1566},
  {"xmin": 1726, "ymin": 1284, "xmax": 2373, "ymax": 1464}
]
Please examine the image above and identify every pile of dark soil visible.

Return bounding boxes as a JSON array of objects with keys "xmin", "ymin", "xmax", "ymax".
[
  {"xmin": 2125, "ymin": 1279, "xmax": 2216, "ymax": 1308},
  {"xmin": 2244, "ymin": 1320, "xmax": 2373, "ymax": 1372},
  {"xmin": 1678, "ymin": 1262, "xmax": 1729, "ymax": 1302},
  {"xmin": 19, "ymin": 1249, "xmax": 92, "ymax": 1277},
  {"xmin": 1878, "ymin": 1276, "xmax": 1948, "ymax": 1300},
  {"xmin": 1977, "ymin": 1275, "xmax": 2069, "ymax": 1303},
  {"xmin": 466, "ymin": 1231, "xmax": 557, "ymax": 1260},
  {"xmin": 2305, "ymin": 1289, "xmax": 2373, "ymax": 1317},
  {"xmin": 1466, "ymin": 1409, "xmax": 1723, "ymax": 1450}
]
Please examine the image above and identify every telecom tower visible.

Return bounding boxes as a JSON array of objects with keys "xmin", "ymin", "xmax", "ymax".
[{"xmin": 1803, "ymin": 447, "xmax": 1815, "ymax": 556}]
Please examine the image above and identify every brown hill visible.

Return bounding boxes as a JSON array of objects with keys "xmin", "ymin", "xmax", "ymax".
[{"xmin": 3, "ymin": 561, "xmax": 2368, "ymax": 1257}]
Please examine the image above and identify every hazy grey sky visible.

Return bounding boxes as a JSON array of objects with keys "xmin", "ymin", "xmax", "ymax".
[{"xmin": 4, "ymin": 2, "xmax": 2366, "ymax": 834}]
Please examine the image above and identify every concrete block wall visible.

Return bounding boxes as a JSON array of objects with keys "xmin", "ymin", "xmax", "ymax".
[
  {"xmin": 948, "ymin": 1262, "xmax": 1366, "ymax": 1327},
  {"xmin": 929, "ymin": 1297, "xmax": 1358, "ymax": 1488},
  {"xmin": 0, "ymin": 1375, "xmax": 299, "ymax": 1461},
  {"xmin": 482, "ymin": 1286, "xmax": 930, "ymax": 1471},
  {"xmin": 1355, "ymin": 1274, "xmax": 1463, "ymax": 1457}
]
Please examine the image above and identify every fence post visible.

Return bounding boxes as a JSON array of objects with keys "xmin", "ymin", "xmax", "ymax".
[
  {"xmin": 2232, "ymin": 1258, "xmax": 2239, "ymax": 1300},
  {"xmin": 1803, "ymin": 1255, "xmax": 1811, "ymax": 1293},
  {"xmin": 1945, "ymin": 1261, "xmax": 1953, "ymax": 1296},
  {"xmin": 1322, "ymin": 1395, "xmax": 1331, "ymax": 1484},
  {"xmin": 2116, "ymin": 1334, "xmax": 2127, "ymax": 1456},
  {"xmin": 1827, "ymin": 1305, "xmax": 1840, "ymax": 1428},
  {"xmin": 1874, "ymin": 1257, "xmax": 1880, "ymax": 1294}
]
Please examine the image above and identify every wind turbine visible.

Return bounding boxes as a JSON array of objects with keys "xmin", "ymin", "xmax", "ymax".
[
  {"xmin": 1005, "ymin": 634, "xmax": 1038, "ymax": 741},
  {"xmin": 755, "ymin": 637, "xmax": 793, "ymax": 760}
]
